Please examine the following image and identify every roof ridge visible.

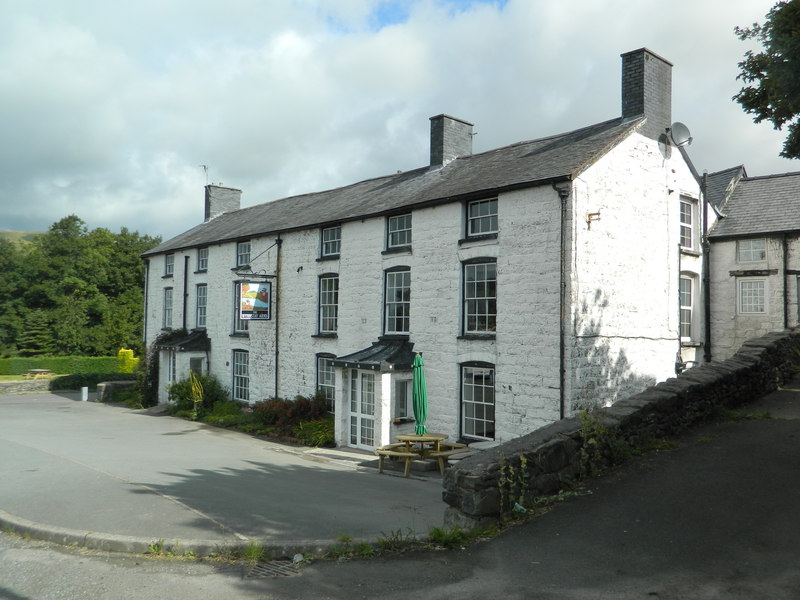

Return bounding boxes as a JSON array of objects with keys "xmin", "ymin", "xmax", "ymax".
[{"xmin": 742, "ymin": 170, "xmax": 800, "ymax": 182}]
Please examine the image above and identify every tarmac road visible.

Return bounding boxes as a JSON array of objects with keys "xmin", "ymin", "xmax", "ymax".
[{"xmin": 1, "ymin": 378, "xmax": 800, "ymax": 599}]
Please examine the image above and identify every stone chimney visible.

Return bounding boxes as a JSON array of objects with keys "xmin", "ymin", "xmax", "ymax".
[
  {"xmin": 621, "ymin": 48, "xmax": 672, "ymax": 142},
  {"xmin": 429, "ymin": 114, "xmax": 473, "ymax": 168},
  {"xmin": 204, "ymin": 184, "xmax": 242, "ymax": 222}
]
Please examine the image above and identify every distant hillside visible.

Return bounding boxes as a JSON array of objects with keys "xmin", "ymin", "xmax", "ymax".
[{"xmin": 0, "ymin": 230, "xmax": 43, "ymax": 245}]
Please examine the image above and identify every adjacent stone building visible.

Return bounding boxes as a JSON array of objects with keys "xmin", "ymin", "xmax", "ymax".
[
  {"xmin": 141, "ymin": 48, "xmax": 704, "ymax": 450},
  {"xmin": 707, "ymin": 168, "xmax": 800, "ymax": 360}
]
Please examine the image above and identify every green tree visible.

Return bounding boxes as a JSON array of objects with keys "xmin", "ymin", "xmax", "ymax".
[
  {"xmin": 734, "ymin": 0, "xmax": 800, "ymax": 158},
  {"xmin": 17, "ymin": 310, "xmax": 55, "ymax": 357},
  {"xmin": 1, "ymin": 216, "xmax": 160, "ymax": 358}
]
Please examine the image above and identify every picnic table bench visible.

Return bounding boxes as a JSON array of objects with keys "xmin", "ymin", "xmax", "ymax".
[{"xmin": 375, "ymin": 437, "xmax": 469, "ymax": 477}]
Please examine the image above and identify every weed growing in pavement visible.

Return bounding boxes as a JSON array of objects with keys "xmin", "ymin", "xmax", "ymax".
[
  {"xmin": 148, "ymin": 539, "xmax": 165, "ymax": 555},
  {"xmin": 243, "ymin": 540, "xmax": 267, "ymax": 563},
  {"xmin": 376, "ymin": 528, "xmax": 417, "ymax": 552}
]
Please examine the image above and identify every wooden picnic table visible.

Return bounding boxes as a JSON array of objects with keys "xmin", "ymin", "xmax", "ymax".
[
  {"xmin": 376, "ymin": 433, "xmax": 468, "ymax": 477},
  {"xmin": 25, "ymin": 369, "xmax": 52, "ymax": 379}
]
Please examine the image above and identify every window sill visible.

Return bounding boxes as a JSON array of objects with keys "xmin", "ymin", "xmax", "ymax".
[
  {"xmin": 312, "ymin": 333, "xmax": 338, "ymax": 339},
  {"xmin": 458, "ymin": 333, "xmax": 496, "ymax": 341},
  {"xmin": 193, "ymin": 269, "xmax": 208, "ymax": 275},
  {"xmin": 380, "ymin": 334, "xmax": 410, "ymax": 341},
  {"xmin": 392, "ymin": 417, "xmax": 415, "ymax": 425},
  {"xmin": 230, "ymin": 332, "xmax": 250, "ymax": 339},
  {"xmin": 232, "ymin": 264, "xmax": 251, "ymax": 272},
  {"xmin": 162, "ymin": 274, "xmax": 174, "ymax": 279},
  {"xmin": 316, "ymin": 254, "xmax": 340, "ymax": 262},
  {"xmin": 680, "ymin": 248, "xmax": 701, "ymax": 257},
  {"xmin": 382, "ymin": 246, "xmax": 412, "ymax": 255},
  {"xmin": 459, "ymin": 233, "xmax": 498, "ymax": 245},
  {"xmin": 680, "ymin": 341, "xmax": 702, "ymax": 348}
]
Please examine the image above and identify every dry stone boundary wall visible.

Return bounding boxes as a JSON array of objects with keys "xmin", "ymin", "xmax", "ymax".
[{"xmin": 443, "ymin": 330, "xmax": 800, "ymax": 528}]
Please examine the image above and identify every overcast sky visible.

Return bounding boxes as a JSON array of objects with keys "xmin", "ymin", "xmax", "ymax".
[{"xmin": 0, "ymin": 0, "xmax": 792, "ymax": 241}]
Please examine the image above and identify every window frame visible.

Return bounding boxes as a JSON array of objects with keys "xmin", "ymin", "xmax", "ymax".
[
  {"xmin": 232, "ymin": 349, "xmax": 250, "ymax": 403},
  {"xmin": 163, "ymin": 287, "xmax": 173, "ymax": 329},
  {"xmin": 384, "ymin": 267, "xmax": 411, "ymax": 335},
  {"xmin": 386, "ymin": 213, "xmax": 412, "ymax": 250},
  {"xmin": 197, "ymin": 247, "xmax": 209, "ymax": 272},
  {"xmin": 737, "ymin": 278, "xmax": 766, "ymax": 314},
  {"xmin": 195, "ymin": 283, "xmax": 208, "ymax": 329},
  {"xmin": 463, "ymin": 259, "xmax": 497, "ymax": 335},
  {"xmin": 320, "ymin": 226, "xmax": 342, "ymax": 258},
  {"xmin": 236, "ymin": 241, "xmax": 251, "ymax": 267},
  {"xmin": 736, "ymin": 238, "xmax": 767, "ymax": 263},
  {"xmin": 318, "ymin": 274, "xmax": 339, "ymax": 334},
  {"xmin": 233, "ymin": 282, "xmax": 249, "ymax": 334},
  {"xmin": 466, "ymin": 198, "xmax": 498, "ymax": 238},
  {"xmin": 164, "ymin": 254, "xmax": 175, "ymax": 277},
  {"xmin": 316, "ymin": 354, "xmax": 336, "ymax": 410},
  {"xmin": 679, "ymin": 198, "xmax": 697, "ymax": 251},
  {"xmin": 679, "ymin": 275, "xmax": 694, "ymax": 340},
  {"xmin": 393, "ymin": 377, "xmax": 412, "ymax": 419},
  {"xmin": 461, "ymin": 362, "xmax": 496, "ymax": 441}
]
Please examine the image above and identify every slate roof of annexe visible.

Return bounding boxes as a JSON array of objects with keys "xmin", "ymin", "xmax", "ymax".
[
  {"xmin": 142, "ymin": 116, "xmax": 644, "ymax": 257},
  {"xmin": 708, "ymin": 171, "xmax": 800, "ymax": 239}
]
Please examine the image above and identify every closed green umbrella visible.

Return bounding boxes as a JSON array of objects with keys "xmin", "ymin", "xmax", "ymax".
[{"xmin": 412, "ymin": 352, "xmax": 428, "ymax": 435}]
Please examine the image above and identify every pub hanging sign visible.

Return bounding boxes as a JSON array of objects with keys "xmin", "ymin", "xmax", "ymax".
[{"xmin": 240, "ymin": 281, "xmax": 272, "ymax": 321}]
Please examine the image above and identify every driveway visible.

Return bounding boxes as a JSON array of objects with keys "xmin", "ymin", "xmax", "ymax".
[{"xmin": 0, "ymin": 392, "xmax": 445, "ymax": 554}]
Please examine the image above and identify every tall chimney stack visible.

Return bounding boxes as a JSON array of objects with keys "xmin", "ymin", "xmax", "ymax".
[
  {"xmin": 204, "ymin": 185, "xmax": 242, "ymax": 222},
  {"xmin": 621, "ymin": 48, "xmax": 672, "ymax": 142},
  {"xmin": 429, "ymin": 114, "xmax": 473, "ymax": 168}
]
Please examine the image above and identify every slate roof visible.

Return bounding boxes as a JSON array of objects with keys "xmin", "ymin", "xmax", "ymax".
[
  {"xmin": 705, "ymin": 165, "xmax": 746, "ymax": 210},
  {"xmin": 708, "ymin": 171, "xmax": 800, "ymax": 239},
  {"xmin": 142, "ymin": 116, "xmax": 643, "ymax": 257}
]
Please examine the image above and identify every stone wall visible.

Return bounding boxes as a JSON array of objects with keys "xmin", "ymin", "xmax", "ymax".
[
  {"xmin": 0, "ymin": 379, "xmax": 53, "ymax": 394},
  {"xmin": 443, "ymin": 330, "xmax": 800, "ymax": 527}
]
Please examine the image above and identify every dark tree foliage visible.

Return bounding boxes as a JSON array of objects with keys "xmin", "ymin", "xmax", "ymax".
[
  {"xmin": 734, "ymin": 0, "xmax": 800, "ymax": 158},
  {"xmin": 2, "ymin": 216, "xmax": 160, "ymax": 358}
]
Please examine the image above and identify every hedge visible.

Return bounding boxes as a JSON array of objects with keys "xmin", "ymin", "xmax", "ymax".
[{"xmin": 0, "ymin": 356, "xmax": 120, "ymax": 376}]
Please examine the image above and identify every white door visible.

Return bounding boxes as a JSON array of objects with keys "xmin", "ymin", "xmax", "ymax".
[{"xmin": 349, "ymin": 369, "xmax": 375, "ymax": 449}]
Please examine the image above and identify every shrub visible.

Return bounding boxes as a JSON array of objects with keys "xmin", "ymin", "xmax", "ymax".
[
  {"xmin": 252, "ymin": 394, "xmax": 329, "ymax": 435},
  {"xmin": 168, "ymin": 373, "xmax": 230, "ymax": 416},
  {"xmin": 294, "ymin": 416, "xmax": 335, "ymax": 447},
  {"xmin": 117, "ymin": 348, "xmax": 139, "ymax": 373}
]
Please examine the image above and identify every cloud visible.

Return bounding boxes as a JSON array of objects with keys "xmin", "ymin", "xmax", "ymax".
[{"xmin": 0, "ymin": 0, "xmax": 791, "ymax": 240}]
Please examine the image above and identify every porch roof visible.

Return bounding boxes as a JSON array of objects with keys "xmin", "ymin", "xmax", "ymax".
[
  {"xmin": 156, "ymin": 329, "xmax": 211, "ymax": 352},
  {"xmin": 333, "ymin": 338, "xmax": 416, "ymax": 372}
]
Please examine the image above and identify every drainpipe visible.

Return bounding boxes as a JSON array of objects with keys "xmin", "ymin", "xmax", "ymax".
[
  {"xmin": 182, "ymin": 255, "xmax": 190, "ymax": 330},
  {"xmin": 142, "ymin": 259, "xmax": 149, "ymax": 346},
  {"xmin": 555, "ymin": 182, "xmax": 571, "ymax": 420},
  {"xmin": 274, "ymin": 236, "xmax": 283, "ymax": 398},
  {"xmin": 783, "ymin": 233, "xmax": 789, "ymax": 329},
  {"xmin": 702, "ymin": 172, "xmax": 712, "ymax": 363}
]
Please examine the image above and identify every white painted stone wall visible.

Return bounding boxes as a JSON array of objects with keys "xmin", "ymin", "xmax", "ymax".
[
  {"xmin": 564, "ymin": 132, "xmax": 701, "ymax": 411},
  {"xmin": 143, "ymin": 130, "xmax": 703, "ymax": 447},
  {"xmin": 710, "ymin": 234, "xmax": 800, "ymax": 360}
]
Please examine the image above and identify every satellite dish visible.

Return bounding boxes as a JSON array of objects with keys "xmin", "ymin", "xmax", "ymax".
[{"xmin": 669, "ymin": 122, "xmax": 693, "ymax": 147}]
